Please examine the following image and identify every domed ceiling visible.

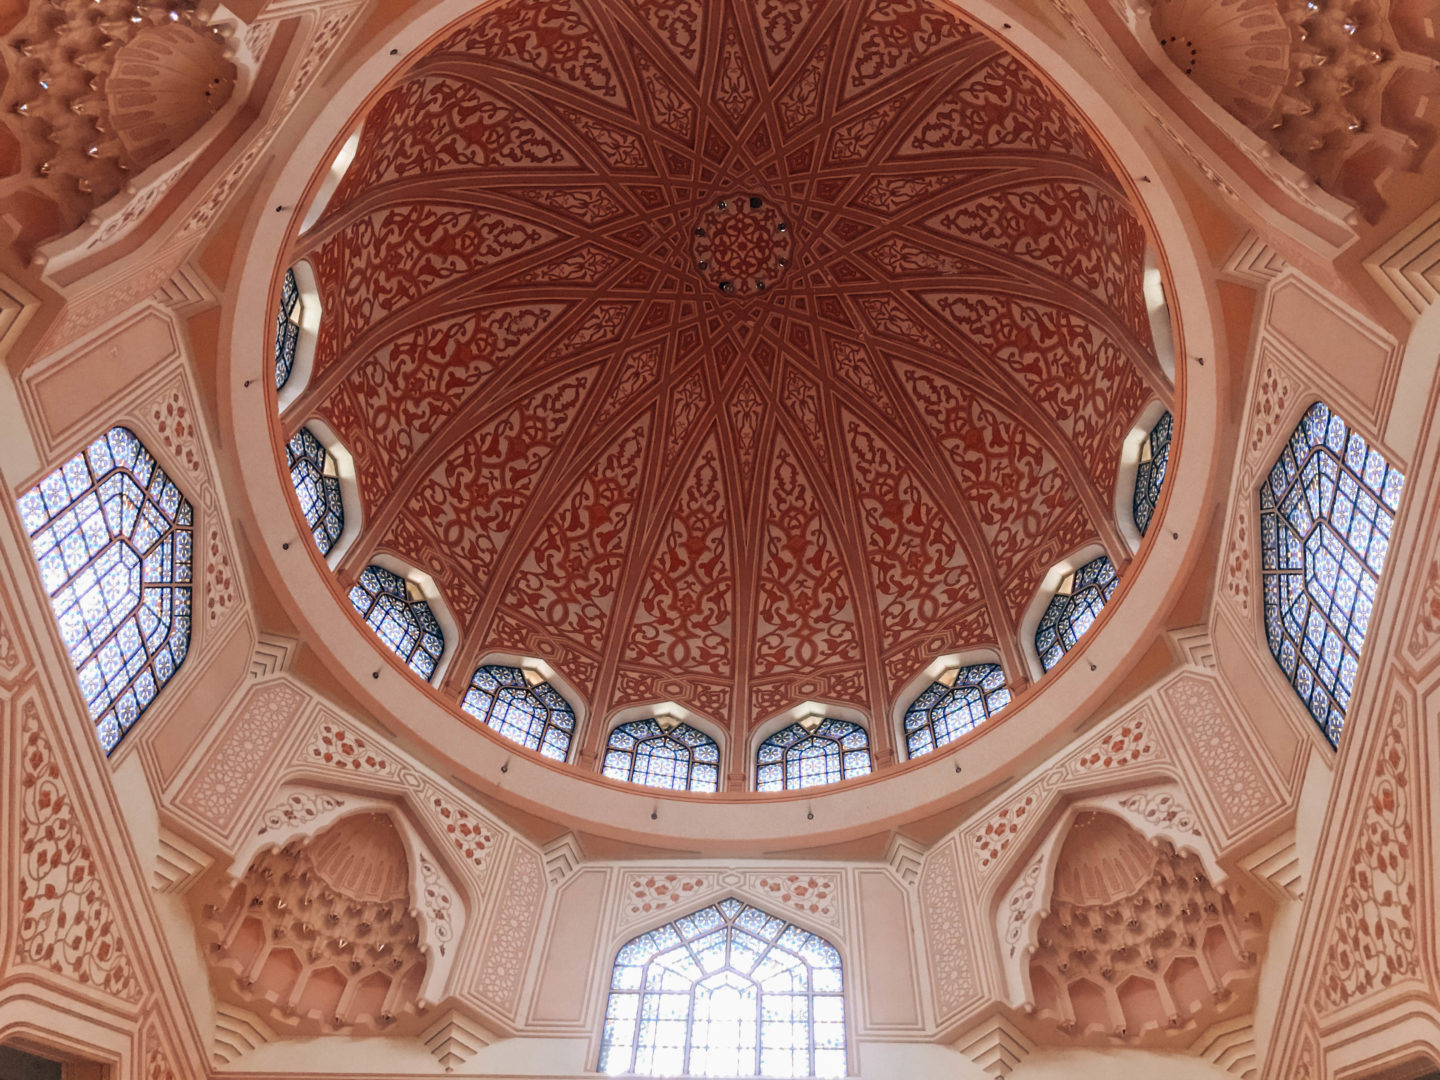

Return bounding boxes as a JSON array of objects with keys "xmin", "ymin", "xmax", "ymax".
[{"xmin": 284, "ymin": 0, "xmax": 1172, "ymax": 748}]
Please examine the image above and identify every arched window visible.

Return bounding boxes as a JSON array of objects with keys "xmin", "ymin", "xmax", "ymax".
[
  {"xmin": 1035, "ymin": 555, "xmax": 1118, "ymax": 672},
  {"xmin": 1261, "ymin": 402, "xmax": 1404, "ymax": 746},
  {"xmin": 274, "ymin": 267, "xmax": 303, "ymax": 390},
  {"xmin": 16, "ymin": 427, "xmax": 193, "ymax": 753},
  {"xmin": 604, "ymin": 720, "xmax": 720, "ymax": 792},
  {"xmin": 1132, "ymin": 410, "xmax": 1173, "ymax": 537},
  {"xmin": 599, "ymin": 897, "xmax": 846, "ymax": 1078},
  {"xmin": 903, "ymin": 663, "xmax": 1011, "ymax": 758},
  {"xmin": 756, "ymin": 719, "xmax": 871, "ymax": 792},
  {"xmin": 285, "ymin": 427, "xmax": 344, "ymax": 556},
  {"xmin": 349, "ymin": 565, "xmax": 444, "ymax": 680},
  {"xmin": 462, "ymin": 664, "xmax": 575, "ymax": 761}
]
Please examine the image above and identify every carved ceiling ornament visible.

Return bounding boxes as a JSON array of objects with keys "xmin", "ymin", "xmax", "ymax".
[
  {"xmin": 1019, "ymin": 811, "xmax": 1266, "ymax": 1048},
  {"xmin": 284, "ymin": 0, "xmax": 1172, "ymax": 738},
  {"xmin": 200, "ymin": 810, "xmax": 457, "ymax": 1037}
]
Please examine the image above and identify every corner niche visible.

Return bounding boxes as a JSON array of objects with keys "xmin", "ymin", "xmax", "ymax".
[
  {"xmin": 1023, "ymin": 812, "xmax": 1266, "ymax": 1045},
  {"xmin": 200, "ymin": 813, "xmax": 431, "ymax": 1036}
]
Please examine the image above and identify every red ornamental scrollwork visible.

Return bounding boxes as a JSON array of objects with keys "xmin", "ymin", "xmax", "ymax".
[
  {"xmin": 17, "ymin": 705, "xmax": 142, "ymax": 1001},
  {"xmin": 1315, "ymin": 699, "xmax": 1420, "ymax": 1012},
  {"xmin": 286, "ymin": 0, "xmax": 1160, "ymax": 736}
]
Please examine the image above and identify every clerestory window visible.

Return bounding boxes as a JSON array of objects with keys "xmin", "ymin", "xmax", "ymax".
[
  {"xmin": 604, "ymin": 718, "xmax": 720, "ymax": 791},
  {"xmin": 756, "ymin": 719, "xmax": 871, "ymax": 792},
  {"xmin": 1035, "ymin": 555, "xmax": 1118, "ymax": 672},
  {"xmin": 903, "ymin": 662, "xmax": 1011, "ymax": 758},
  {"xmin": 461, "ymin": 664, "xmax": 575, "ymax": 761},
  {"xmin": 349, "ymin": 565, "xmax": 444, "ymax": 680}
]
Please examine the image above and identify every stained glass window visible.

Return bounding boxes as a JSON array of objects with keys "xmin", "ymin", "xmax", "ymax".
[
  {"xmin": 1133, "ymin": 410, "xmax": 1173, "ymax": 537},
  {"xmin": 756, "ymin": 719, "xmax": 871, "ymax": 792},
  {"xmin": 461, "ymin": 664, "xmax": 575, "ymax": 761},
  {"xmin": 903, "ymin": 663, "xmax": 1011, "ymax": 758},
  {"xmin": 17, "ymin": 427, "xmax": 192, "ymax": 753},
  {"xmin": 349, "ymin": 565, "xmax": 443, "ymax": 680},
  {"xmin": 604, "ymin": 720, "xmax": 720, "ymax": 792},
  {"xmin": 274, "ymin": 267, "xmax": 302, "ymax": 391},
  {"xmin": 1260, "ymin": 402, "xmax": 1403, "ymax": 746},
  {"xmin": 1035, "ymin": 556, "xmax": 1119, "ymax": 672},
  {"xmin": 285, "ymin": 428, "xmax": 344, "ymax": 556},
  {"xmin": 599, "ymin": 897, "xmax": 846, "ymax": 1078}
]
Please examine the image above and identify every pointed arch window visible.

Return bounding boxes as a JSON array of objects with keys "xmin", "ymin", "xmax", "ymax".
[
  {"xmin": 604, "ymin": 719, "xmax": 720, "ymax": 792},
  {"xmin": 274, "ymin": 267, "xmax": 303, "ymax": 390},
  {"xmin": 462, "ymin": 664, "xmax": 575, "ymax": 761},
  {"xmin": 285, "ymin": 427, "xmax": 344, "ymax": 556},
  {"xmin": 17, "ymin": 427, "xmax": 193, "ymax": 752},
  {"xmin": 1035, "ymin": 555, "xmax": 1118, "ymax": 672},
  {"xmin": 599, "ymin": 898, "xmax": 846, "ymax": 1078},
  {"xmin": 1261, "ymin": 402, "xmax": 1403, "ymax": 745},
  {"xmin": 904, "ymin": 663, "xmax": 1011, "ymax": 758},
  {"xmin": 349, "ymin": 565, "xmax": 443, "ymax": 680},
  {"xmin": 756, "ymin": 719, "xmax": 871, "ymax": 792},
  {"xmin": 1132, "ymin": 410, "xmax": 1173, "ymax": 537}
]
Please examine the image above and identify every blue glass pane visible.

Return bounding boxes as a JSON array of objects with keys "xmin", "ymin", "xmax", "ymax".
[
  {"xmin": 599, "ymin": 900, "xmax": 845, "ymax": 1078},
  {"xmin": 18, "ymin": 426, "xmax": 193, "ymax": 753},
  {"xmin": 1132, "ymin": 410, "xmax": 1172, "ymax": 537},
  {"xmin": 1035, "ymin": 555, "xmax": 1118, "ymax": 671},
  {"xmin": 285, "ymin": 427, "xmax": 345, "ymax": 555},
  {"xmin": 349, "ymin": 564, "xmax": 444, "ymax": 680},
  {"xmin": 1260, "ymin": 402, "xmax": 1403, "ymax": 746},
  {"xmin": 274, "ymin": 268, "xmax": 302, "ymax": 391},
  {"xmin": 461, "ymin": 664, "xmax": 575, "ymax": 760},
  {"xmin": 755, "ymin": 719, "xmax": 871, "ymax": 792},
  {"xmin": 602, "ymin": 719, "xmax": 721, "ymax": 792},
  {"xmin": 904, "ymin": 662, "xmax": 1012, "ymax": 758}
]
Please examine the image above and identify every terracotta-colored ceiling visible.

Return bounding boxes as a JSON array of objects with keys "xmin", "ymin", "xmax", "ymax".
[{"xmin": 286, "ymin": 0, "xmax": 1168, "ymax": 747}]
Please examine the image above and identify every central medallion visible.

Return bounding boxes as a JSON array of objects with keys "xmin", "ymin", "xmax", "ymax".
[{"xmin": 692, "ymin": 195, "xmax": 792, "ymax": 297}]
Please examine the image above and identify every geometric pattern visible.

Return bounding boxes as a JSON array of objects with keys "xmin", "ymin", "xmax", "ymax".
[
  {"xmin": 599, "ymin": 897, "xmax": 845, "ymax": 1078},
  {"xmin": 903, "ymin": 663, "xmax": 1011, "ymax": 758},
  {"xmin": 284, "ymin": 0, "xmax": 1164, "ymax": 742},
  {"xmin": 274, "ymin": 266, "xmax": 302, "ymax": 391},
  {"xmin": 1132, "ymin": 409, "xmax": 1173, "ymax": 537},
  {"xmin": 348, "ymin": 565, "xmax": 444, "ymax": 681},
  {"xmin": 603, "ymin": 719, "xmax": 720, "ymax": 791},
  {"xmin": 17, "ymin": 426, "xmax": 193, "ymax": 752},
  {"xmin": 1260, "ymin": 402, "xmax": 1403, "ymax": 746},
  {"xmin": 756, "ymin": 719, "xmax": 871, "ymax": 791},
  {"xmin": 1035, "ymin": 555, "xmax": 1118, "ymax": 672},
  {"xmin": 285, "ymin": 427, "xmax": 344, "ymax": 555},
  {"xmin": 461, "ymin": 663, "xmax": 576, "ymax": 761}
]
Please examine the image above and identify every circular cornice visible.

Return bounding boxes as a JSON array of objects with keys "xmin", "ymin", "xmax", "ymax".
[{"xmin": 221, "ymin": 0, "xmax": 1221, "ymax": 852}]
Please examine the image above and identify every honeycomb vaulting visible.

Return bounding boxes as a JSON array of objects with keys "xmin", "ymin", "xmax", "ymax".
[{"xmin": 283, "ymin": 0, "xmax": 1170, "ymax": 745}]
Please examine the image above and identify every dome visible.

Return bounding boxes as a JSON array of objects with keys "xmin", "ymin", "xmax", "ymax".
[{"xmin": 275, "ymin": 0, "xmax": 1173, "ymax": 764}]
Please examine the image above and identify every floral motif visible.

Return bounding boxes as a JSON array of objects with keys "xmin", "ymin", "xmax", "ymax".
[
  {"xmin": 17, "ymin": 704, "xmax": 142, "ymax": 1001},
  {"xmin": 1315, "ymin": 698, "xmax": 1420, "ymax": 1012},
  {"xmin": 623, "ymin": 873, "xmax": 711, "ymax": 920},
  {"xmin": 307, "ymin": 721, "xmax": 392, "ymax": 774},
  {"xmin": 431, "ymin": 794, "xmax": 495, "ymax": 874}
]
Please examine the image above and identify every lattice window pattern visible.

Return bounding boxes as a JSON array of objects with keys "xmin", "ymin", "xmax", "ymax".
[
  {"xmin": 756, "ymin": 719, "xmax": 871, "ymax": 792},
  {"xmin": 604, "ymin": 719, "xmax": 720, "ymax": 791},
  {"xmin": 462, "ymin": 664, "xmax": 575, "ymax": 761},
  {"xmin": 599, "ymin": 897, "xmax": 846, "ymax": 1078},
  {"xmin": 1133, "ymin": 410, "xmax": 1173, "ymax": 537},
  {"xmin": 904, "ymin": 663, "xmax": 1011, "ymax": 758},
  {"xmin": 1260, "ymin": 402, "xmax": 1403, "ymax": 746},
  {"xmin": 274, "ymin": 267, "xmax": 302, "ymax": 391},
  {"xmin": 1035, "ymin": 556, "xmax": 1119, "ymax": 672},
  {"xmin": 285, "ymin": 427, "xmax": 344, "ymax": 556},
  {"xmin": 348, "ymin": 566, "xmax": 444, "ymax": 680},
  {"xmin": 17, "ymin": 427, "xmax": 193, "ymax": 752}
]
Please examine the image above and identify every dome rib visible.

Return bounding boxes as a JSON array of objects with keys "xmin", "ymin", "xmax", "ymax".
[{"xmin": 280, "ymin": 0, "xmax": 1171, "ymax": 755}]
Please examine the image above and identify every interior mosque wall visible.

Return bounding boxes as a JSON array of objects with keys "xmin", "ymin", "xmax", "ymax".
[{"xmin": 0, "ymin": 0, "xmax": 1437, "ymax": 1078}]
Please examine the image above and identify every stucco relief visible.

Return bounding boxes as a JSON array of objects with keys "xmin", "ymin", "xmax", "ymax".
[
  {"xmin": 255, "ymin": 789, "xmax": 346, "ymax": 835},
  {"xmin": 1405, "ymin": 554, "xmax": 1440, "ymax": 663},
  {"xmin": 746, "ymin": 873, "xmax": 841, "ymax": 931},
  {"xmin": 619, "ymin": 873, "xmax": 716, "ymax": 927},
  {"xmin": 473, "ymin": 844, "xmax": 545, "ymax": 1018},
  {"xmin": 919, "ymin": 842, "xmax": 981, "ymax": 1023},
  {"xmin": 1158, "ymin": 673, "xmax": 1279, "ymax": 840},
  {"xmin": 175, "ymin": 681, "xmax": 311, "ymax": 831},
  {"xmin": 16, "ymin": 701, "xmax": 142, "ymax": 1002},
  {"xmin": 1114, "ymin": 788, "xmax": 1203, "ymax": 836},
  {"xmin": 0, "ymin": 587, "xmax": 27, "ymax": 686},
  {"xmin": 306, "ymin": 719, "xmax": 394, "ymax": 775},
  {"xmin": 1314, "ymin": 694, "xmax": 1421, "ymax": 1013},
  {"xmin": 143, "ymin": 1017, "xmax": 178, "ymax": 1080},
  {"xmin": 201, "ymin": 494, "xmax": 240, "ymax": 630}
]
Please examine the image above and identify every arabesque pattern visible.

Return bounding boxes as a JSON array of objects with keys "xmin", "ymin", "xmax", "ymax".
[{"xmin": 286, "ymin": 0, "xmax": 1165, "ymax": 740}]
